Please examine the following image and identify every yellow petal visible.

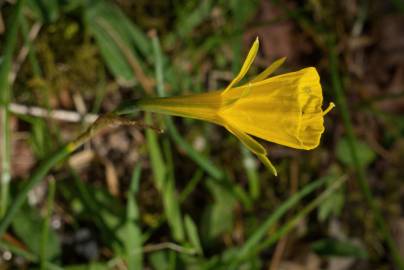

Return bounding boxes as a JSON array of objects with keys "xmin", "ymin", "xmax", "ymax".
[
  {"xmin": 219, "ymin": 67, "xmax": 326, "ymax": 150},
  {"xmin": 225, "ymin": 122, "xmax": 277, "ymax": 175},
  {"xmin": 225, "ymin": 122, "xmax": 266, "ymax": 155},
  {"xmin": 250, "ymin": 57, "xmax": 286, "ymax": 83},
  {"xmin": 222, "ymin": 37, "xmax": 259, "ymax": 95},
  {"xmin": 257, "ymin": 154, "xmax": 278, "ymax": 176}
]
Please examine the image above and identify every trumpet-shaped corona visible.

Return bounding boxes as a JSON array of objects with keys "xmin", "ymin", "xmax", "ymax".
[{"xmin": 137, "ymin": 38, "xmax": 334, "ymax": 175}]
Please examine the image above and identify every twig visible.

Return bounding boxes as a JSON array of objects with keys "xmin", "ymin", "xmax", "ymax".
[
  {"xmin": 269, "ymin": 236, "xmax": 288, "ymax": 270},
  {"xmin": 9, "ymin": 103, "xmax": 99, "ymax": 123},
  {"xmin": 67, "ymin": 113, "xmax": 162, "ymax": 151}
]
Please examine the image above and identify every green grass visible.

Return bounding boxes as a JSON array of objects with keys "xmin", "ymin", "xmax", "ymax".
[
  {"xmin": 0, "ymin": 0, "xmax": 24, "ymax": 220},
  {"xmin": 328, "ymin": 39, "xmax": 404, "ymax": 269}
]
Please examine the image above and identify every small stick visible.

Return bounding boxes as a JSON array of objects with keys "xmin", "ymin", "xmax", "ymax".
[
  {"xmin": 68, "ymin": 113, "xmax": 163, "ymax": 152},
  {"xmin": 9, "ymin": 103, "xmax": 99, "ymax": 123}
]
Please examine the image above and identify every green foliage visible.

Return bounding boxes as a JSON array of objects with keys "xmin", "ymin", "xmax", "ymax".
[
  {"xmin": 125, "ymin": 164, "xmax": 143, "ymax": 269},
  {"xmin": 2, "ymin": 0, "xmax": 403, "ymax": 269},
  {"xmin": 84, "ymin": 1, "xmax": 151, "ymax": 85},
  {"xmin": 26, "ymin": 0, "xmax": 59, "ymax": 23},
  {"xmin": 12, "ymin": 203, "xmax": 60, "ymax": 260},
  {"xmin": 317, "ymin": 169, "xmax": 345, "ymax": 222},
  {"xmin": 175, "ymin": 0, "xmax": 215, "ymax": 37},
  {"xmin": 149, "ymin": 251, "xmax": 171, "ymax": 270},
  {"xmin": 201, "ymin": 179, "xmax": 237, "ymax": 242},
  {"xmin": 312, "ymin": 238, "xmax": 368, "ymax": 259},
  {"xmin": 85, "ymin": 15, "xmax": 136, "ymax": 84},
  {"xmin": 336, "ymin": 137, "xmax": 376, "ymax": 168},
  {"xmin": 184, "ymin": 215, "xmax": 203, "ymax": 255}
]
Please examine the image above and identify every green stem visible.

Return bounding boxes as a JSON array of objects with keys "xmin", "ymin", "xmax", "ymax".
[
  {"xmin": 328, "ymin": 38, "xmax": 404, "ymax": 269},
  {"xmin": 0, "ymin": 0, "xmax": 25, "ymax": 218},
  {"xmin": 0, "ymin": 109, "xmax": 11, "ymax": 218}
]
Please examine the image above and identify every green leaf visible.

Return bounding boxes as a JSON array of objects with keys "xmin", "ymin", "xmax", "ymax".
[
  {"xmin": 175, "ymin": 0, "xmax": 214, "ymax": 37},
  {"xmin": 26, "ymin": 0, "xmax": 59, "ymax": 23},
  {"xmin": 317, "ymin": 169, "xmax": 345, "ymax": 222},
  {"xmin": 201, "ymin": 179, "xmax": 237, "ymax": 241},
  {"xmin": 312, "ymin": 238, "xmax": 368, "ymax": 259},
  {"xmin": 145, "ymin": 115, "xmax": 184, "ymax": 241},
  {"xmin": 184, "ymin": 215, "xmax": 203, "ymax": 255},
  {"xmin": 86, "ymin": 19, "xmax": 136, "ymax": 84},
  {"xmin": 234, "ymin": 176, "xmax": 332, "ymax": 260},
  {"xmin": 125, "ymin": 164, "xmax": 143, "ymax": 270},
  {"xmin": 84, "ymin": 1, "xmax": 153, "ymax": 85},
  {"xmin": 66, "ymin": 172, "xmax": 125, "ymax": 254},
  {"xmin": 40, "ymin": 179, "xmax": 56, "ymax": 269},
  {"xmin": 12, "ymin": 203, "xmax": 60, "ymax": 260},
  {"xmin": 149, "ymin": 251, "xmax": 169, "ymax": 270},
  {"xmin": 86, "ymin": 2, "xmax": 151, "ymax": 58},
  {"xmin": 145, "ymin": 114, "xmax": 166, "ymax": 191},
  {"xmin": 163, "ymin": 179, "xmax": 185, "ymax": 241},
  {"xmin": 336, "ymin": 137, "xmax": 376, "ymax": 167}
]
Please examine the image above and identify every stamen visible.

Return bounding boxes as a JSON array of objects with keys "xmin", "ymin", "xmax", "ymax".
[{"xmin": 322, "ymin": 102, "xmax": 335, "ymax": 116}]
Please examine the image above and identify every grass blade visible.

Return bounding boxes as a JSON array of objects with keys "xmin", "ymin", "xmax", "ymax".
[
  {"xmin": 0, "ymin": 240, "xmax": 62, "ymax": 270},
  {"xmin": 257, "ymin": 176, "xmax": 347, "ymax": 251},
  {"xmin": 234, "ymin": 175, "xmax": 332, "ymax": 262},
  {"xmin": 184, "ymin": 215, "xmax": 203, "ymax": 255},
  {"xmin": 125, "ymin": 164, "xmax": 143, "ymax": 269},
  {"xmin": 40, "ymin": 179, "xmax": 56, "ymax": 270},
  {"xmin": 0, "ymin": 0, "xmax": 25, "ymax": 218},
  {"xmin": 162, "ymin": 140, "xmax": 184, "ymax": 241},
  {"xmin": 145, "ymin": 113, "xmax": 166, "ymax": 190},
  {"xmin": 0, "ymin": 147, "xmax": 69, "ymax": 238}
]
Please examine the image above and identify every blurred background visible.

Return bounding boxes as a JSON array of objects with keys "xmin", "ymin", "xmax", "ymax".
[{"xmin": 0, "ymin": 0, "xmax": 403, "ymax": 269}]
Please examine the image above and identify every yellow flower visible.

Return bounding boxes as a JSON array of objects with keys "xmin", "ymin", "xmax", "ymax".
[{"xmin": 137, "ymin": 38, "xmax": 334, "ymax": 175}]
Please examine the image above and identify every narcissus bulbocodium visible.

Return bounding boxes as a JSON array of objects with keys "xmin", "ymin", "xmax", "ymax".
[{"xmin": 137, "ymin": 38, "xmax": 334, "ymax": 176}]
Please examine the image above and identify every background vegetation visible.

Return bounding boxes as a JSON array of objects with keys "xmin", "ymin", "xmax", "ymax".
[{"xmin": 0, "ymin": 0, "xmax": 403, "ymax": 269}]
